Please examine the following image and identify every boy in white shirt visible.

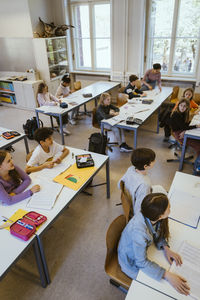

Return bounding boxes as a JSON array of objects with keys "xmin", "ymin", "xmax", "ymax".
[
  {"xmin": 26, "ymin": 127, "xmax": 69, "ymax": 173},
  {"xmin": 56, "ymin": 75, "xmax": 78, "ymax": 125}
]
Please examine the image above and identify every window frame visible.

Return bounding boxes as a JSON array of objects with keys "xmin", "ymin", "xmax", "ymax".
[
  {"xmin": 146, "ymin": 0, "xmax": 200, "ymax": 79},
  {"xmin": 71, "ymin": 0, "xmax": 111, "ymax": 72}
]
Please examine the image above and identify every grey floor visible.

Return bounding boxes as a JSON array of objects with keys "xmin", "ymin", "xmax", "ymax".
[{"xmin": 0, "ymin": 102, "xmax": 194, "ymax": 300}]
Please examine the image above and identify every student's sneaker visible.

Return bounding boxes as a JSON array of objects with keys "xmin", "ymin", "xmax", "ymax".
[
  {"xmin": 120, "ymin": 143, "xmax": 133, "ymax": 152},
  {"xmin": 69, "ymin": 119, "xmax": 76, "ymax": 125},
  {"xmin": 59, "ymin": 128, "xmax": 71, "ymax": 135},
  {"xmin": 163, "ymin": 136, "xmax": 170, "ymax": 142}
]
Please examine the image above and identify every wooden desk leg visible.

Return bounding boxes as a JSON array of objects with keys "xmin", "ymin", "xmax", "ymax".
[
  {"xmin": 106, "ymin": 159, "xmax": 110, "ymax": 199},
  {"xmin": 35, "ymin": 111, "xmax": 40, "ymax": 128},
  {"xmin": 134, "ymin": 129, "xmax": 137, "ymax": 149},
  {"xmin": 36, "ymin": 235, "xmax": 51, "ymax": 285},
  {"xmin": 23, "ymin": 136, "xmax": 29, "ymax": 154},
  {"xmin": 179, "ymin": 135, "xmax": 187, "ymax": 171},
  {"xmin": 157, "ymin": 107, "xmax": 160, "ymax": 134},
  {"xmin": 59, "ymin": 115, "xmax": 65, "ymax": 145},
  {"xmin": 33, "ymin": 240, "xmax": 47, "ymax": 288}
]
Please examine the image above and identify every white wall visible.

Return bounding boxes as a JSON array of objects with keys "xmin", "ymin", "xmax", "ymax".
[{"xmin": 0, "ymin": 0, "xmax": 32, "ymax": 38}]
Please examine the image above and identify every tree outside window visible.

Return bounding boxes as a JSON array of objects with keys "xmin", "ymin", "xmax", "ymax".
[{"xmin": 147, "ymin": 0, "xmax": 200, "ymax": 77}]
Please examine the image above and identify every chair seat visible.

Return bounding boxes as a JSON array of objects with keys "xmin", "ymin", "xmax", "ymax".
[{"xmin": 105, "ymin": 253, "xmax": 132, "ymax": 290}]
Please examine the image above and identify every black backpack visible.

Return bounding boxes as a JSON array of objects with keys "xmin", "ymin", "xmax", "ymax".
[
  {"xmin": 88, "ymin": 132, "xmax": 107, "ymax": 154},
  {"xmin": 23, "ymin": 117, "xmax": 43, "ymax": 140}
]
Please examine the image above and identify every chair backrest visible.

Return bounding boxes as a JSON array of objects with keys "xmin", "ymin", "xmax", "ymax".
[
  {"xmin": 105, "ymin": 215, "xmax": 126, "ymax": 268},
  {"xmin": 74, "ymin": 81, "xmax": 81, "ymax": 91},
  {"xmin": 92, "ymin": 107, "xmax": 100, "ymax": 129},
  {"xmin": 170, "ymin": 86, "xmax": 179, "ymax": 102},
  {"xmin": 117, "ymin": 93, "xmax": 128, "ymax": 107},
  {"xmin": 120, "ymin": 180, "xmax": 133, "ymax": 224}
]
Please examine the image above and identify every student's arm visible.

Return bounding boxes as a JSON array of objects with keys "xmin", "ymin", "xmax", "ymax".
[
  {"xmin": 110, "ymin": 104, "xmax": 120, "ymax": 112},
  {"xmin": 54, "ymin": 147, "xmax": 69, "ymax": 164},
  {"xmin": 170, "ymin": 112, "xmax": 197, "ymax": 131},
  {"xmin": 142, "ymin": 70, "xmax": 152, "ymax": 90},
  {"xmin": 50, "ymin": 93, "xmax": 60, "ymax": 103},
  {"xmin": 12, "ymin": 166, "xmax": 31, "ymax": 193},
  {"xmin": 97, "ymin": 105, "xmax": 112, "ymax": 120},
  {"xmin": 37, "ymin": 93, "xmax": 56, "ymax": 106},
  {"xmin": 25, "ymin": 161, "xmax": 54, "ymax": 174},
  {"xmin": 132, "ymin": 229, "xmax": 166, "ymax": 281},
  {"xmin": 0, "ymin": 182, "xmax": 33, "ymax": 205}
]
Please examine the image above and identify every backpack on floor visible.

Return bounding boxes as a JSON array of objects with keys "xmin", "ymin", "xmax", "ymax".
[
  {"xmin": 23, "ymin": 117, "xmax": 43, "ymax": 140},
  {"xmin": 193, "ymin": 155, "xmax": 200, "ymax": 176},
  {"xmin": 88, "ymin": 132, "xmax": 107, "ymax": 155}
]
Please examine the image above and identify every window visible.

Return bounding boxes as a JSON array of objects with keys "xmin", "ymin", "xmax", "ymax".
[
  {"xmin": 71, "ymin": 1, "xmax": 111, "ymax": 72},
  {"xmin": 146, "ymin": 0, "xmax": 200, "ymax": 77}
]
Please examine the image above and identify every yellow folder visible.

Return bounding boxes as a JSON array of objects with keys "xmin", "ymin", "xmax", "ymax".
[
  {"xmin": 53, "ymin": 163, "xmax": 97, "ymax": 191},
  {"xmin": 4, "ymin": 208, "xmax": 28, "ymax": 230}
]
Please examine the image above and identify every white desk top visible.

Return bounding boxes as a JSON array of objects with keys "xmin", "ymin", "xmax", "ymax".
[
  {"xmin": 35, "ymin": 81, "xmax": 120, "ymax": 115},
  {"xmin": 102, "ymin": 86, "xmax": 172, "ymax": 128},
  {"xmin": 134, "ymin": 171, "xmax": 200, "ymax": 300},
  {"xmin": 0, "ymin": 127, "xmax": 26, "ymax": 149},
  {"xmin": 0, "ymin": 147, "xmax": 108, "ymax": 258},
  {"xmin": 185, "ymin": 112, "xmax": 200, "ymax": 137},
  {"xmin": 125, "ymin": 280, "xmax": 171, "ymax": 300}
]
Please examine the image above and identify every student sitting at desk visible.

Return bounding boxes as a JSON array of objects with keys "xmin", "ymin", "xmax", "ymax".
[
  {"xmin": 118, "ymin": 148, "xmax": 167, "ymax": 215},
  {"xmin": 124, "ymin": 74, "xmax": 146, "ymax": 99},
  {"xmin": 55, "ymin": 75, "xmax": 78, "ymax": 126},
  {"xmin": 163, "ymin": 88, "xmax": 199, "ymax": 142},
  {"xmin": 37, "ymin": 83, "xmax": 70, "ymax": 135},
  {"xmin": 0, "ymin": 150, "xmax": 40, "ymax": 205},
  {"xmin": 96, "ymin": 93, "xmax": 133, "ymax": 152},
  {"xmin": 25, "ymin": 127, "xmax": 69, "ymax": 174},
  {"xmin": 170, "ymin": 98, "xmax": 200, "ymax": 156},
  {"xmin": 118, "ymin": 193, "xmax": 190, "ymax": 296},
  {"xmin": 140, "ymin": 63, "xmax": 162, "ymax": 92}
]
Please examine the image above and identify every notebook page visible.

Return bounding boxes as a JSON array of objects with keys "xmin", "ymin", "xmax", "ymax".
[
  {"xmin": 170, "ymin": 241, "xmax": 200, "ymax": 300},
  {"xmin": 169, "ymin": 189, "xmax": 200, "ymax": 228}
]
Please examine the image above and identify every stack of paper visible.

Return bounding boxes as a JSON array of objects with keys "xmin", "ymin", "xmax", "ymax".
[{"xmin": 169, "ymin": 189, "xmax": 200, "ymax": 228}]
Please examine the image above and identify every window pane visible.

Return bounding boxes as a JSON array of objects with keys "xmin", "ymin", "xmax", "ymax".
[
  {"xmin": 75, "ymin": 5, "xmax": 90, "ymax": 38},
  {"xmin": 150, "ymin": 0, "xmax": 174, "ymax": 37},
  {"xmin": 173, "ymin": 38, "xmax": 197, "ymax": 73},
  {"xmin": 95, "ymin": 39, "xmax": 110, "ymax": 69},
  {"xmin": 76, "ymin": 39, "xmax": 91, "ymax": 68},
  {"xmin": 177, "ymin": 0, "xmax": 200, "ymax": 37},
  {"xmin": 94, "ymin": 4, "xmax": 110, "ymax": 38},
  {"xmin": 150, "ymin": 39, "xmax": 171, "ymax": 72}
]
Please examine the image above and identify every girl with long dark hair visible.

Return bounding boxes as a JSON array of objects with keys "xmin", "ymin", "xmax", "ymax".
[
  {"xmin": 118, "ymin": 193, "xmax": 190, "ymax": 295},
  {"xmin": 0, "ymin": 150, "xmax": 40, "ymax": 205}
]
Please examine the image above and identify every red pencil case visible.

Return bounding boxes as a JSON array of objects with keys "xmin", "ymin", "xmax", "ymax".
[{"xmin": 10, "ymin": 211, "xmax": 47, "ymax": 241}]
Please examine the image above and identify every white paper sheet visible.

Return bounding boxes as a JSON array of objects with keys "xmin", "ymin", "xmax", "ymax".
[
  {"xmin": 170, "ymin": 241, "xmax": 200, "ymax": 300},
  {"xmin": 27, "ymin": 177, "xmax": 63, "ymax": 210},
  {"xmin": 169, "ymin": 189, "xmax": 200, "ymax": 228}
]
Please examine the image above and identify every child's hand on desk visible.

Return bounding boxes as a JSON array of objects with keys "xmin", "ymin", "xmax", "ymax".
[
  {"xmin": 31, "ymin": 185, "xmax": 40, "ymax": 194},
  {"xmin": 54, "ymin": 157, "xmax": 62, "ymax": 164},
  {"xmin": 43, "ymin": 161, "xmax": 54, "ymax": 169},
  {"xmin": 164, "ymin": 271, "xmax": 190, "ymax": 295},
  {"xmin": 164, "ymin": 246, "xmax": 182, "ymax": 266}
]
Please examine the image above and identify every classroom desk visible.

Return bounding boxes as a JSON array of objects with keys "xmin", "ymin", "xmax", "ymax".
[
  {"xmin": 35, "ymin": 81, "xmax": 120, "ymax": 145},
  {"xmin": 179, "ymin": 128, "xmax": 200, "ymax": 171},
  {"xmin": 125, "ymin": 280, "xmax": 172, "ymax": 300},
  {"xmin": 0, "ymin": 126, "xmax": 29, "ymax": 154},
  {"xmin": 0, "ymin": 147, "xmax": 109, "ymax": 286},
  {"xmin": 127, "ymin": 171, "xmax": 200, "ymax": 300},
  {"xmin": 101, "ymin": 87, "xmax": 172, "ymax": 148},
  {"xmin": 0, "ymin": 220, "xmax": 47, "ymax": 287}
]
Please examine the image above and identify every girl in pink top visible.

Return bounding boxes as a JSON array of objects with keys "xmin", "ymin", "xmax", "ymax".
[{"xmin": 0, "ymin": 150, "xmax": 40, "ymax": 205}]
